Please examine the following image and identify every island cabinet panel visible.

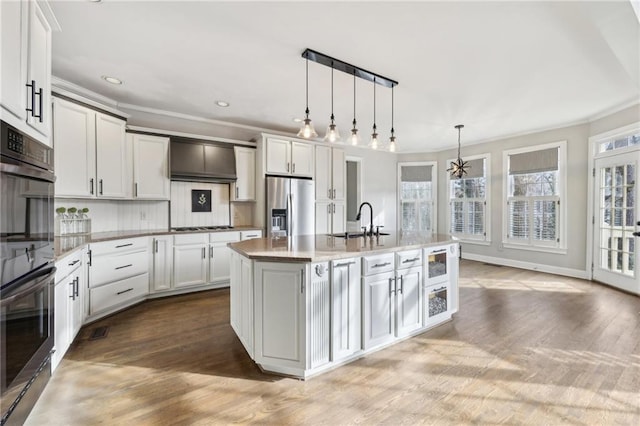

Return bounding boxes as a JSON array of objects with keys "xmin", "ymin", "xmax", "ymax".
[
  {"xmin": 308, "ymin": 262, "xmax": 330, "ymax": 369},
  {"xmin": 331, "ymin": 258, "xmax": 361, "ymax": 362},
  {"xmin": 395, "ymin": 265, "xmax": 423, "ymax": 337},
  {"xmin": 230, "ymin": 251, "xmax": 255, "ymax": 357},
  {"xmin": 255, "ymin": 262, "xmax": 307, "ymax": 372},
  {"xmin": 363, "ymin": 270, "xmax": 396, "ymax": 350}
]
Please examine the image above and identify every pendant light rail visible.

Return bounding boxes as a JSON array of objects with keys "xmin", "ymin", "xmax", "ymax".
[{"xmin": 302, "ymin": 48, "xmax": 398, "ymax": 88}]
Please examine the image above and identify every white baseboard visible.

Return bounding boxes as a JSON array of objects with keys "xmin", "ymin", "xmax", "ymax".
[{"xmin": 462, "ymin": 252, "xmax": 589, "ymax": 280}]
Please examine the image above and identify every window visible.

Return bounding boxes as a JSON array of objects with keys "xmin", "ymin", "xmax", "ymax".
[
  {"xmin": 448, "ymin": 156, "xmax": 490, "ymax": 242},
  {"xmin": 504, "ymin": 142, "xmax": 566, "ymax": 250},
  {"xmin": 599, "ymin": 132, "xmax": 640, "ymax": 153},
  {"xmin": 398, "ymin": 162, "xmax": 436, "ymax": 233}
]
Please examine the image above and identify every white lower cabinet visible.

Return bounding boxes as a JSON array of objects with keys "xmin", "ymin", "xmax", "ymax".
[
  {"xmin": 208, "ymin": 232, "xmax": 240, "ymax": 285},
  {"xmin": 151, "ymin": 235, "xmax": 173, "ymax": 293},
  {"xmin": 87, "ymin": 237, "xmax": 149, "ymax": 320},
  {"xmin": 230, "ymin": 251, "xmax": 255, "ymax": 357},
  {"xmin": 423, "ymin": 244, "xmax": 458, "ymax": 328},
  {"xmin": 330, "ymin": 258, "xmax": 361, "ymax": 361},
  {"xmin": 53, "ymin": 250, "xmax": 84, "ymax": 372},
  {"xmin": 254, "ymin": 261, "xmax": 307, "ymax": 373},
  {"xmin": 173, "ymin": 234, "xmax": 208, "ymax": 288},
  {"xmin": 363, "ymin": 250, "xmax": 423, "ymax": 350},
  {"xmin": 308, "ymin": 262, "xmax": 331, "ymax": 369}
]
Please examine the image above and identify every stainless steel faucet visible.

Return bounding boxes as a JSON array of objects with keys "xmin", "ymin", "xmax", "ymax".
[{"xmin": 356, "ymin": 202, "xmax": 373, "ymax": 236}]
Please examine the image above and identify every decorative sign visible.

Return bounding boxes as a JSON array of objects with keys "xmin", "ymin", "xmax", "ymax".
[{"xmin": 191, "ymin": 189, "xmax": 212, "ymax": 212}]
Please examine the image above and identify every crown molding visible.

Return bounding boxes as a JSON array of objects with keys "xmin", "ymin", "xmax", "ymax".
[
  {"xmin": 51, "ymin": 76, "xmax": 130, "ymax": 118},
  {"xmin": 588, "ymin": 97, "xmax": 640, "ymax": 122},
  {"xmin": 126, "ymin": 125, "xmax": 256, "ymax": 147}
]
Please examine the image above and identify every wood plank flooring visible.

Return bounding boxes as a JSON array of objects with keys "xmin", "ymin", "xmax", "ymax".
[{"xmin": 26, "ymin": 260, "xmax": 640, "ymax": 425}]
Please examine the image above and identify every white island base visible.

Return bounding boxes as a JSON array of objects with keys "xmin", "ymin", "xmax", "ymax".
[{"xmin": 229, "ymin": 235, "xmax": 459, "ymax": 379}]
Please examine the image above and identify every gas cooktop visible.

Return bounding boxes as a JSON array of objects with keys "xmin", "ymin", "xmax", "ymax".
[{"xmin": 172, "ymin": 226, "xmax": 234, "ymax": 232}]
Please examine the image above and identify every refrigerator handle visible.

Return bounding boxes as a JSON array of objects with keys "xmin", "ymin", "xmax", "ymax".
[{"xmin": 288, "ymin": 192, "xmax": 293, "ymax": 237}]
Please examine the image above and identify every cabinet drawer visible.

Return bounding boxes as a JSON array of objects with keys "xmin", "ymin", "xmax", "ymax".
[
  {"xmin": 396, "ymin": 249, "xmax": 422, "ymax": 269},
  {"xmin": 240, "ymin": 230, "xmax": 262, "ymax": 240},
  {"xmin": 90, "ymin": 237, "xmax": 148, "ymax": 256},
  {"xmin": 55, "ymin": 250, "xmax": 83, "ymax": 281},
  {"xmin": 90, "ymin": 273, "xmax": 149, "ymax": 315},
  {"xmin": 90, "ymin": 249, "xmax": 148, "ymax": 287},
  {"xmin": 362, "ymin": 253, "xmax": 395, "ymax": 276},
  {"xmin": 209, "ymin": 231, "xmax": 240, "ymax": 243},
  {"xmin": 174, "ymin": 233, "xmax": 208, "ymax": 245}
]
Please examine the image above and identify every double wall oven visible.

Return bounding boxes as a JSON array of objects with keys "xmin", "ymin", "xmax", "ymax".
[{"xmin": 0, "ymin": 121, "xmax": 55, "ymax": 425}]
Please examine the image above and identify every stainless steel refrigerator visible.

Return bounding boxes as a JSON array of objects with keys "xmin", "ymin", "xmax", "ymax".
[{"xmin": 266, "ymin": 176, "xmax": 315, "ymax": 237}]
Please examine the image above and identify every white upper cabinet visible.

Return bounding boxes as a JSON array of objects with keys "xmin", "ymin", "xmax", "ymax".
[
  {"xmin": 53, "ymin": 97, "xmax": 96, "ymax": 197},
  {"xmin": 1, "ymin": 0, "xmax": 54, "ymax": 146},
  {"xmin": 265, "ymin": 138, "xmax": 313, "ymax": 177},
  {"xmin": 130, "ymin": 133, "xmax": 170, "ymax": 200},
  {"xmin": 233, "ymin": 146, "xmax": 256, "ymax": 201},
  {"xmin": 53, "ymin": 97, "xmax": 128, "ymax": 199},
  {"xmin": 314, "ymin": 145, "xmax": 345, "ymax": 234}
]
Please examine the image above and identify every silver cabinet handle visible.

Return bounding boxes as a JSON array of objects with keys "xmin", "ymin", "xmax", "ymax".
[
  {"xmin": 328, "ymin": 189, "xmax": 332, "ymax": 199},
  {"xmin": 99, "ymin": 179, "xmax": 103, "ymax": 195},
  {"xmin": 90, "ymin": 178, "xmax": 94, "ymax": 195},
  {"xmin": 68, "ymin": 259, "xmax": 80, "ymax": 266},
  {"xmin": 333, "ymin": 203, "xmax": 335, "ymax": 214},
  {"xmin": 209, "ymin": 246, "xmax": 213, "ymax": 258},
  {"xmin": 334, "ymin": 261, "xmax": 356, "ymax": 268},
  {"xmin": 116, "ymin": 288, "xmax": 133, "ymax": 296},
  {"xmin": 300, "ymin": 268, "xmax": 305, "ymax": 293},
  {"xmin": 202, "ymin": 247, "xmax": 206, "ymax": 259},
  {"xmin": 115, "ymin": 264, "xmax": 132, "ymax": 270},
  {"xmin": 74, "ymin": 277, "xmax": 79, "ymax": 297},
  {"xmin": 236, "ymin": 186, "xmax": 239, "ymax": 198},
  {"xmin": 389, "ymin": 278, "xmax": 396, "ymax": 296},
  {"xmin": 26, "ymin": 80, "xmax": 36, "ymax": 117},
  {"xmin": 431, "ymin": 249, "xmax": 447, "ymax": 254},
  {"xmin": 333, "ymin": 189, "xmax": 336, "ymax": 199},
  {"xmin": 327, "ymin": 204, "xmax": 331, "ymax": 214},
  {"xmin": 398, "ymin": 275, "xmax": 403, "ymax": 294},
  {"xmin": 135, "ymin": 182, "xmax": 138, "ymax": 197},
  {"xmin": 402, "ymin": 257, "xmax": 420, "ymax": 263},
  {"xmin": 69, "ymin": 279, "xmax": 75, "ymax": 300},
  {"xmin": 116, "ymin": 243, "xmax": 133, "ymax": 248},
  {"xmin": 292, "ymin": 163, "xmax": 296, "ymax": 173},
  {"xmin": 373, "ymin": 262, "xmax": 391, "ymax": 268},
  {"xmin": 287, "ymin": 162, "xmax": 290, "ymax": 172},
  {"xmin": 154, "ymin": 239, "xmax": 159, "ymax": 253}
]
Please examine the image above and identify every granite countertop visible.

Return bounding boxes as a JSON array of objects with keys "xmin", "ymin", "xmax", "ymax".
[
  {"xmin": 54, "ymin": 226, "xmax": 263, "ymax": 259},
  {"xmin": 228, "ymin": 232, "xmax": 457, "ymax": 262}
]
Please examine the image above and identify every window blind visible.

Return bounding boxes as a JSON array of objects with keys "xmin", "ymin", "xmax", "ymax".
[
  {"xmin": 401, "ymin": 165, "xmax": 432, "ymax": 182},
  {"xmin": 509, "ymin": 147, "xmax": 558, "ymax": 175},
  {"xmin": 463, "ymin": 158, "xmax": 485, "ymax": 179}
]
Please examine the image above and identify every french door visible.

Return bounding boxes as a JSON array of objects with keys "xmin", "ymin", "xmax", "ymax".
[{"xmin": 593, "ymin": 151, "xmax": 640, "ymax": 294}]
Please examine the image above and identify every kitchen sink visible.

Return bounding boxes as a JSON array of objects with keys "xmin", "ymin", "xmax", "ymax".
[{"xmin": 330, "ymin": 232, "xmax": 390, "ymax": 238}]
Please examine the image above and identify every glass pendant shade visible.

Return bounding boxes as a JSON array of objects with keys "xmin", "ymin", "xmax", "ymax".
[
  {"xmin": 369, "ymin": 124, "xmax": 379, "ymax": 150},
  {"xmin": 297, "ymin": 112, "xmax": 317, "ymax": 139},
  {"xmin": 324, "ymin": 114, "xmax": 341, "ymax": 143},
  {"xmin": 349, "ymin": 120, "xmax": 360, "ymax": 146},
  {"xmin": 389, "ymin": 134, "xmax": 397, "ymax": 152}
]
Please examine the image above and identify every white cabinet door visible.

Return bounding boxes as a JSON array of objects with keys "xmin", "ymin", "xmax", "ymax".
[
  {"xmin": 25, "ymin": 0, "xmax": 51, "ymax": 140},
  {"xmin": 209, "ymin": 242, "xmax": 233, "ymax": 283},
  {"xmin": 95, "ymin": 113, "xmax": 127, "ymax": 198},
  {"xmin": 53, "ymin": 274, "xmax": 71, "ymax": 371},
  {"xmin": 255, "ymin": 262, "xmax": 306, "ymax": 370},
  {"xmin": 173, "ymin": 244, "xmax": 208, "ymax": 288},
  {"xmin": 132, "ymin": 134, "xmax": 169, "ymax": 200},
  {"xmin": 315, "ymin": 145, "xmax": 331, "ymax": 201},
  {"xmin": 332, "ymin": 201, "xmax": 346, "ymax": 234},
  {"xmin": 0, "ymin": 0, "xmax": 28, "ymax": 121},
  {"xmin": 331, "ymin": 258, "xmax": 361, "ymax": 361},
  {"xmin": 291, "ymin": 141, "xmax": 313, "ymax": 177},
  {"xmin": 70, "ymin": 272, "xmax": 84, "ymax": 338},
  {"xmin": 151, "ymin": 236, "xmax": 173, "ymax": 292},
  {"xmin": 239, "ymin": 256, "xmax": 253, "ymax": 357},
  {"xmin": 53, "ymin": 98, "xmax": 96, "ymax": 197},
  {"xmin": 233, "ymin": 146, "xmax": 255, "ymax": 201},
  {"xmin": 229, "ymin": 252, "xmax": 241, "ymax": 334},
  {"xmin": 331, "ymin": 147, "xmax": 346, "ymax": 201},
  {"xmin": 315, "ymin": 201, "xmax": 332, "ymax": 235},
  {"xmin": 265, "ymin": 138, "xmax": 291, "ymax": 175},
  {"xmin": 395, "ymin": 266, "xmax": 422, "ymax": 338},
  {"xmin": 363, "ymin": 271, "xmax": 396, "ymax": 350}
]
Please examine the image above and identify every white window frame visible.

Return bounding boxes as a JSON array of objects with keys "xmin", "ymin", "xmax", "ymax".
[
  {"xmin": 502, "ymin": 141, "xmax": 567, "ymax": 254},
  {"xmin": 397, "ymin": 161, "xmax": 437, "ymax": 234},
  {"xmin": 446, "ymin": 153, "xmax": 491, "ymax": 245}
]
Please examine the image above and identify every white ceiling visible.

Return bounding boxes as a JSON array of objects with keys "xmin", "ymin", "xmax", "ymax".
[{"xmin": 49, "ymin": 1, "xmax": 640, "ymax": 152}]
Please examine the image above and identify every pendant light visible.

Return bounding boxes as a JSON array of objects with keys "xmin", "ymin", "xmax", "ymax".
[
  {"xmin": 447, "ymin": 124, "xmax": 469, "ymax": 178},
  {"xmin": 323, "ymin": 63, "xmax": 341, "ymax": 143},
  {"xmin": 388, "ymin": 86, "xmax": 397, "ymax": 152},
  {"xmin": 297, "ymin": 57, "xmax": 317, "ymax": 139},
  {"xmin": 369, "ymin": 77, "xmax": 379, "ymax": 150},
  {"xmin": 348, "ymin": 72, "xmax": 360, "ymax": 146}
]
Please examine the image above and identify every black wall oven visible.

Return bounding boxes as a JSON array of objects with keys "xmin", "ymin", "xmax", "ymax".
[{"xmin": 0, "ymin": 121, "xmax": 55, "ymax": 425}]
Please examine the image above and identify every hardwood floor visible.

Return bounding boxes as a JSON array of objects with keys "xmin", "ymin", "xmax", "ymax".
[{"xmin": 27, "ymin": 260, "xmax": 640, "ymax": 425}]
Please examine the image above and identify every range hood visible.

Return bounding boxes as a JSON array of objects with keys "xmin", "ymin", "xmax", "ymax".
[{"xmin": 170, "ymin": 138, "xmax": 237, "ymax": 183}]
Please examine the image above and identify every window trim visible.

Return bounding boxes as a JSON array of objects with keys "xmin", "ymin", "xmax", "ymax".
[
  {"xmin": 502, "ymin": 141, "xmax": 567, "ymax": 252},
  {"xmin": 397, "ymin": 161, "xmax": 437, "ymax": 234},
  {"xmin": 446, "ymin": 153, "xmax": 491, "ymax": 243}
]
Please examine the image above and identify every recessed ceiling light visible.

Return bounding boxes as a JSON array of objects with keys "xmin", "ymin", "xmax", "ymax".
[
  {"xmin": 215, "ymin": 100, "xmax": 230, "ymax": 107},
  {"xmin": 292, "ymin": 118, "xmax": 303, "ymax": 123},
  {"xmin": 101, "ymin": 75, "xmax": 122, "ymax": 85}
]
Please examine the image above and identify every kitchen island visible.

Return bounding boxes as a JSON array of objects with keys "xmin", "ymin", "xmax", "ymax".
[{"xmin": 228, "ymin": 232, "xmax": 459, "ymax": 378}]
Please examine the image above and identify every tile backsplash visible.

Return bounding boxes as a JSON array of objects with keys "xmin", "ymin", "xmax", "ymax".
[
  {"xmin": 54, "ymin": 199, "xmax": 169, "ymax": 233},
  {"xmin": 170, "ymin": 181, "xmax": 230, "ymax": 228}
]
